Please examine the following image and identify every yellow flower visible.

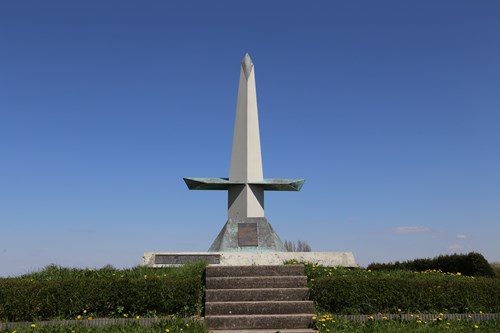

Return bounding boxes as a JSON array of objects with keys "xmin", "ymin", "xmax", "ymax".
[
  {"xmin": 368, "ymin": 315, "xmax": 374, "ymax": 320},
  {"xmin": 83, "ymin": 310, "xmax": 87, "ymax": 314},
  {"xmin": 77, "ymin": 315, "xmax": 82, "ymax": 320},
  {"xmin": 165, "ymin": 329, "xmax": 170, "ymax": 333},
  {"xmin": 88, "ymin": 316, "xmax": 93, "ymax": 320},
  {"xmin": 312, "ymin": 316, "xmax": 317, "ymax": 321},
  {"xmin": 12, "ymin": 330, "xmax": 17, "ymax": 333},
  {"xmin": 382, "ymin": 316, "xmax": 388, "ymax": 320},
  {"xmin": 31, "ymin": 324, "xmax": 36, "ymax": 328},
  {"xmin": 456, "ymin": 272, "xmax": 462, "ymax": 276},
  {"xmin": 367, "ymin": 269, "xmax": 372, "ymax": 273},
  {"xmin": 474, "ymin": 325, "xmax": 479, "ymax": 329},
  {"xmin": 398, "ymin": 308, "xmax": 401, "ymax": 312},
  {"xmin": 136, "ymin": 315, "xmax": 141, "ymax": 319}
]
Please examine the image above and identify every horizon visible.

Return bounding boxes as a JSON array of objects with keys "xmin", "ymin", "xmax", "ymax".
[{"xmin": 1, "ymin": 1, "xmax": 499, "ymax": 277}]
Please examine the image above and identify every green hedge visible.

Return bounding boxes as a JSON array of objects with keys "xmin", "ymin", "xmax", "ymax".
[
  {"xmin": 0, "ymin": 262, "xmax": 206, "ymax": 322},
  {"xmin": 310, "ymin": 274, "xmax": 500, "ymax": 314},
  {"xmin": 367, "ymin": 252, "xmax": 495, "ymax": 277}
]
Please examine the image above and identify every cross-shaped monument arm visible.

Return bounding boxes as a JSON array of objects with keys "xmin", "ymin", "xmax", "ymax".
[{"xmin": 183, "ymin": 177, "xmax": 304, "ymax": 191}]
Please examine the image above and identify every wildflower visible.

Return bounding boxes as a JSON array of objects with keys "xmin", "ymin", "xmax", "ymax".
[
  {"xmin": 83, "ymin": 310, "xmax": 87, "ymax": 314},
  {"xmin": 382, "ymin": 316, "xmax": 388, "ymax": 320},
  {"xmin": 31, "ymin": 324, "xmax": 36, "ymax": 328},
  {"xmin": 312, "ymin": 316, "xmax": 317, "ymax": 321},
  {"xmin": 367, "ymin": 269, "xmax": 372, "ymax": 273},
  {"xmin": 185, "ymin": 324, "xmax": 189, "ymax": 327},
  {"xmin": 165, "ymin": 329, "xmax": 170, "ymax": 333},
  {"xmin": 456, "ymin": 272, "xmax": 462, "ymax": 276},
  {"xmin": 474, "ymin": 325, "xmax": 479, "ymax": 329},
  {"xmin": 479, "ymin": 310, "xmax": 483, "ymax": 314},
  {"xmin": 136, "ymin": 315, "xmax": 141, "ymax": 319},
  {"xmin": 368, "ymin": 315, "xmax": 374, "ymax": 320},
  {"xmin": 398, "ymin": 308, "xmax": 401, "ymax": 312},
  {"xmin": 77, "ymin": 315, "xmax": 82, "ymax": 320},
  {"xmin": 12, "ymin": 330, "xmax": 17, "ymax": 333},
  {"xmin": 88, "ymin": 316, "xmax": 93, "ymax": 320}
]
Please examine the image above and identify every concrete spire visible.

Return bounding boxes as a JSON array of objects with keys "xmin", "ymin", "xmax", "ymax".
[
  {"xmin": 228, "ymin": 53, "xmax": 264, "ymax": 219},
  {"xmin": 184, "ymin": 53, "xmax": 304, "ymax": 252},
  {"xmin": 230, "ymin": 53, "xmax": 263, "ymax": 183}
]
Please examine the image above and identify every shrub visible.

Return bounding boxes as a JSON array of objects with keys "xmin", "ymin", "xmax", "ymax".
[
  {"xmin": 491, "ymin": 262, "xmax": 500, "ymax": 278},
  {"xmin": 0, "ymin": 262, "xmax": 206, "ymax": 322},
  {"xmin": 304, "ymin": 264, "xmax": 500, "ymax": 314},
  {"xmin": 367, "ymin": 252, "xmax": 495, "ymax": 277}
]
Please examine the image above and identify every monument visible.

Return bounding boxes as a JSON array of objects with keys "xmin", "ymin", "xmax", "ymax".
[
  {"xmin": 184, "ymin": 53, "xmax": 303, "ymax": 252},
  {"xmin": 142, "ymin": 54, "xmax": 357, "ymax": 267}
]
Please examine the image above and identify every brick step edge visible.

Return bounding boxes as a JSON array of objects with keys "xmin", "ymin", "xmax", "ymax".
[
  {"xmin": 206, "ymin": 288, "xmax": 311, "ymax": 302},
  {"xmin": 205, "ymin": 314, "xmax": 314, "ymax": 330},
  {"xmin": 206, "ymin": 276, "xmax": 307, "ymax": 289},
  {"xmin": 209, "ymin": 329, "xmax": 317, "ymax": 333},
  {"xmin": 205, "ymin": 301, "xmax": 314, "ymax": 315},
  {"xmin": 206, "ymin": 265, "xmax": 305, "ymax": 277}
]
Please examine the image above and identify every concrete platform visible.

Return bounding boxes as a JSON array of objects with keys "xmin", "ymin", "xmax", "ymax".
[{"xmin": 141, "ymin": 251, "xmax": 357, "ymax": 267}]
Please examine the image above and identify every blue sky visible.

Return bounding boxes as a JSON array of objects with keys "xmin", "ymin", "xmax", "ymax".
[{"xmin": 1, "ymin": 1, "xmax": 499, "ymax": 276}]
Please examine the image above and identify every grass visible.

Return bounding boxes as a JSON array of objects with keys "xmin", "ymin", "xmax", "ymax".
[
  {"xmin": 2, "ymin": 317, "xmax": 207, "ymax": 333},
  {"xmin": 314, "ymin": 315, "xmax": 500, "ymax": 333},
  {"xmin": 299, "ymin": 262, "xmax": 474, "ymax": 281},
  {"xmin": 14, "ymin": 264, "xmax": 186, "ymax": 281}
]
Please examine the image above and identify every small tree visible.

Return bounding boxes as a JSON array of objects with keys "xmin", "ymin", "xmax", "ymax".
[{"xmin": 284, "ymin": 240, "xmax": 311, "ymax": 252}]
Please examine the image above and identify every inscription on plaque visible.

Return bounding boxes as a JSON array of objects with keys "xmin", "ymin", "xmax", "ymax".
[
  {"xmin": 155, "ymin": 254, "xmax": 220, "ymax": 265},
  {"xmin": 238, "ymin": 223, "xmax": 258, "ymax": 247}
]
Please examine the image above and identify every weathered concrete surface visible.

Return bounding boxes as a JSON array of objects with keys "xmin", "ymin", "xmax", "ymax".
[{"xmin": 142, "ymin": 251, "xmax": 357, "ymax": 267}]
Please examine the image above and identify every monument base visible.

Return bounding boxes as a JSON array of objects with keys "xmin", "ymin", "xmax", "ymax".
[
  {"xmin": 208, "ymin": 217, "xmax": 287, "ymax": 252},
  {"xmin": 141, "ymin": 251, "xmax": 357, "ymax": 267}
]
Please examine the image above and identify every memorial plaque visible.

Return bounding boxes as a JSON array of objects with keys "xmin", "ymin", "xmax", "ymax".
[
  {"xmin": 238, "ymin": 223, "xmax": 258, "ymax": 246},
  {"xmin": 155, "ymin": 254, "xmax": 220, "ymax": 265}
]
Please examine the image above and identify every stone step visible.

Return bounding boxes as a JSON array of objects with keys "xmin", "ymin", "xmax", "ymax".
[
  {"xmin": 206, "ymin": 265, "xmax": 305, "ymax": 277},
  {"xmin": 206, "ymin": 276, "xmax": 307, "ymax": 289},
  {"xmin": 205, "ymin": 301, "xmax": 314, "ymax": 315},
  {"xmin": 205, "ymin": 314, "xmax": 314, "ymax": 330},
  {"xmin": 210, "ymin": 328, "xmax": 316, "ymax": 333},
  {"xmin": 205, "ymin": 288, "xmax": 311, "ymax": 302}
]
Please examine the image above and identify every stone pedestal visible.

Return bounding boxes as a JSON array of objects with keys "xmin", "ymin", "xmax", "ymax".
[
  {"xmin": 208, "ymin": 217, "xmax": 286, "ymax": 252},
  {"xmin": 142, "ymin": 251, "xmax": 358, "ymax": 267}
]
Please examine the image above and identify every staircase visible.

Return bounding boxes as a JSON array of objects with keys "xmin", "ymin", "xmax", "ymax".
[{"xmin": 204, "ymin": 265, "xmax": 315, "ymax": 333}]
